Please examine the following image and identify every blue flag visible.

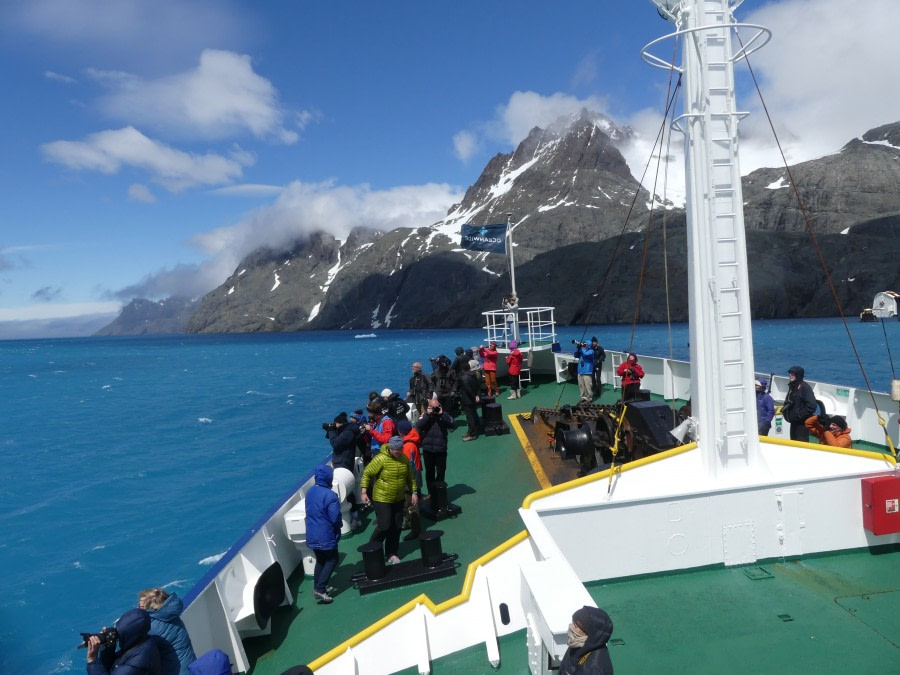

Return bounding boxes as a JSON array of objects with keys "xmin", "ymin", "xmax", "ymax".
[{"xmin": 460, "ymin": 223, "xmax": 507, "ymax": 253}]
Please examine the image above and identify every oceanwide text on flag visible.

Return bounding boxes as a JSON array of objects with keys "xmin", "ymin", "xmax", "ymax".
[{"xmin": 459, "ymin": 223, "xmax": 507, "ymax": 253}]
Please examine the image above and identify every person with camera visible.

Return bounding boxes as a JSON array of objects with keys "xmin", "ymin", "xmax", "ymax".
[
  {"xmin": 416, "ymin": 398, "xmax": 455, "ymax": 495},
  {"xmin": 430, "ymin": 355, "xmax": 458, "ymax": 418},
  {"xmin": 479, "ymin": 341, "xmax": 500, "ymax": 397},
  {"xmin": 326, "ymin": 411, "xmax": 363, "ymax": 530},
  {"xmin": 364, "ymin": 400, "xmax": 396, "ymax": 460},
  {"xmin": 616, "ymin": 352, "xmax": 644, "ymax": 401},
  {"xmin": 138, "ymin": 588, "xmax": 195, "ymax": 675},
  {"xmin": 85, "ymin": 607, "xmax": 161, "ymax": 674},
  {"xmin": 780, "ymin": 365, "xmax": 817, "ymax": 442},
  {"xmin": 805, "ymin": 413, "xmax": 852, "ymax": 448},
  {"xmin": 573, "ymin": 340, "xmax": 596, "ymax": 402},
  {"xmin": 360, "ymin": 436, "xmax": 418, "ymax": 564}
]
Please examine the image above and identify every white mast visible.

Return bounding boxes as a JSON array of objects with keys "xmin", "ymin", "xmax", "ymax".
[{"xmin": 645, "ymin": 0, "xmax": 771, "ymax": 479}]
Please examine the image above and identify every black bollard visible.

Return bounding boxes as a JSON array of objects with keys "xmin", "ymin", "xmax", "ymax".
[
  {"xmin": 419, "ymin": 530, "xmax": 445, "ymax": 568},
  {"xmin": 431, "ymin": 481, "xmax": 448, "ymax": 513},
  {"xmin": 357, "ymin": 541, "xmax": 387, "ymax": 580}
]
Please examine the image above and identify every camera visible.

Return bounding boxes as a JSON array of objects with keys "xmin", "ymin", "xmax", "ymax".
[
  {"xmin": 430, "ymin": 405, "xmax": 442, "ymax": 414},
  {"xmin": 571, "ymin": 339, "xmax": 588, "ymax": 348},
  {"xmin": 77, "ymin": 626, "xmax": 118, "ymax": 650},
  {"xmin": 322, "ymin": 422, "xmax": 337, "ymax": 432}
]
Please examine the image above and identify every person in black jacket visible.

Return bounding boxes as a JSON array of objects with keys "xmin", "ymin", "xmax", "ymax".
[
  {"xmin": 430, "ymin": 355, "xmax": 458, "ymax": 417},
  {"xmin": 407, "ymin": 362, "xmax": 431, "ymax": 415},
  {"xmin": 416, "ymin": 398, "xmax": 454, "ymax": 495},
  {"xmin": 559, "ymin": 605, "xmax": 614, "ymax": 675},
  {"xmin": 780, "ymin": 365, "xmax": 817, "ymax": 442},
  {"xmin": 327, "ymin": 412, "xmax": 362, "ymax": 529},
  {"xmin": 86, "ymin": 608, "xmax": 161, "ymax": 675},
  {"xmin": 458, "ymin": 361, "xmax": 482, "ymax": 441}
]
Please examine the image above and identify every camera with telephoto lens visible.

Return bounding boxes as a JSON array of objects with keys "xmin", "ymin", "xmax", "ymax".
[
  {"xmin": 571, "ymin": 339, "xmax": 588, "ymax": 348},
  {"xmin": 77, "ymin": 626, "xmax": 118, "ymax": 650},
  {"xmin": 322, "ymin": 422, "xmax": 338, "ymax": 432}
]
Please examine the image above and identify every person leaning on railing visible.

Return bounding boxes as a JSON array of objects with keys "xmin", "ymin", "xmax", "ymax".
[{"xmin": 804, "ymin": 414, "xmax": 852, "ymax": 449}]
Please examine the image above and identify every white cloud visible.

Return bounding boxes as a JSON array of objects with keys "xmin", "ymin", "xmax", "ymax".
[
  {"xmin": 495, "ymin": 91, "xmax": 611, "ymax": 147},
  {"xmin": 44, "ymin": 70, "xmax": 76, "ymax": 84},
  {"xmin": 453, "ymin": 131, "xmax": 478, "ymax": 162},
  {"xmin": 127, "ymin": 183, "xmax": 156, "ymax": 203},
  {"xmin": 41, "ymin": 126, "xmax": 252, "ymax": 191},
  {"xmin": 209, "ymin": 184, "xmax": 284, "ymax": 197},
  {"xmin": 91, "ymin": 49, "xmax": 303, "ymax": 143},
  {"xmin": 118, "ymin": 180, "xmax": 463, "ymax": 300}
]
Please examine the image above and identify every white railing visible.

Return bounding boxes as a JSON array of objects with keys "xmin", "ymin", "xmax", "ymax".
[{"xmin": 482, "ymin": 305, "xmax": 557, "ymax": 349}]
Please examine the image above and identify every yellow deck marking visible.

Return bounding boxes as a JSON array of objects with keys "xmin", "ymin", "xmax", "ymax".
[{"xmin": 508, "ymin": 412, "xmax": 553, "ymax": 490}]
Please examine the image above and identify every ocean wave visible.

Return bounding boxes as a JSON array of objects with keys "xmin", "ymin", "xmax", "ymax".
[
  {"xmin": 199, "ymin": 552, "xmax": 226, "ymax": 566},
  {"xmin": 198, "ymin": 417, "xmax": 213, "ymax": 423},
  {"xmin": 354, "ymin": 333, "xmax": 377, "ymax": 338}
]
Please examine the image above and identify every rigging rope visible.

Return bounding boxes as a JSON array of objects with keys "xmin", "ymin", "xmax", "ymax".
[{"xmin": 737, "ymin": 30, "xmax": 895, "ymax": 456}]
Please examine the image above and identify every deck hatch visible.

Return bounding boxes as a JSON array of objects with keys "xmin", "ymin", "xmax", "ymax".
[{"xmin": 743, "ymin": 566, "xmax": 773, "ymax": 580}]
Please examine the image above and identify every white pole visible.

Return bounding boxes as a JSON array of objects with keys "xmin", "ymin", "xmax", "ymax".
[{"xmin": 506, "ymin": 212, "xmax": 516, "ymax": 299}]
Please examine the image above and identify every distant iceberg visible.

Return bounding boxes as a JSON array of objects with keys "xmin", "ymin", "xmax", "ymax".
[{"xmin": 354, "ymin": 333, "xmax": 377, "ymax": 339}]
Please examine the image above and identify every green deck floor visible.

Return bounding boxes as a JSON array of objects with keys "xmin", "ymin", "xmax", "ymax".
[{"xmin": 247, "ymin": 377, "xmax": 899, "ymax": 673}]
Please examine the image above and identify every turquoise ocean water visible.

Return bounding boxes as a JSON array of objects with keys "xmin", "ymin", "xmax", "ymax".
[{"xmin": 1, "ymin": 319, "xmax": 898, "ymax": 674}]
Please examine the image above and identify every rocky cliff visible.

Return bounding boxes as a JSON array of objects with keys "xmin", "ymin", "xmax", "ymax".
[{"xmin": 100, "ymin": 116, "xmax": 900, "ymax": 335}]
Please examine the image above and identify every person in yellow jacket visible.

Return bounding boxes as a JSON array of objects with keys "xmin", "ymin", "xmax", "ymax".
[
  {"xmin": 360, "ymin": 436, "xmax": 418, "ymax": 564},
  {"xmin": 804, "ymin": 414, "xmax": 852, "ymax": 449}
]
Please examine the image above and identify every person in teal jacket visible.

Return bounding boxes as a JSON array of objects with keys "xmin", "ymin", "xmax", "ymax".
[
  {"xmin": 360, "ymin": 436, "xmax": 418, "ymax": 564},
  {"xmin": 139, "ymin": 588, "xmax": 196, "ymax": 674}
]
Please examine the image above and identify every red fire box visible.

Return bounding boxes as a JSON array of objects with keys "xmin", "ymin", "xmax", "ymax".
[{"xmin": 862, "ymin": 475, "xmax": 900, "ymax": 535}]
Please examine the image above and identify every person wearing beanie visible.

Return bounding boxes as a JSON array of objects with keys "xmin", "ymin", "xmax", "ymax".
[
  {"xmin": 506, "ymin": 340, "xmax": 523, "ymax": 399},
  {"xmin": 559, "ymin": 605, "xmax": 614, "ymax": 674},
  {"xmin": 755, "ymin": 378, "xmax": 775, "ymax": 436},
  {"xmin": 360, "ymin": 435, "xmax": 417, "ymax": 564},
  {"xmin": 780, "ymin": 365, "xmax": 817, "ymax": 442},
  {"xmin": 458, "ymin": 361, "xmax": 482, "ymax": 441},
  {"xmin": 805, "ymin": 413, "xmax": 853, "ymax": 448},
  {"xmin": 590, "ymin": 337, "xmax": 606, "ymax": 396},
  {"xmin": 616, "ymin": 353, "xmax": 644, "ymax": 401}
]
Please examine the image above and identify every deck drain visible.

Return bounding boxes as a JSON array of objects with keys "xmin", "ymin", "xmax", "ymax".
[
  {"xmin": 610, "ymin": 638, "xmax": 625, "ymax": 647},
  {"xmin": 743, "ymin": 566, "xmax": 773, "ymax": 580},
  {"xmin": 777, "ymin": 614, "xmax": 794, "ymax": 622}
]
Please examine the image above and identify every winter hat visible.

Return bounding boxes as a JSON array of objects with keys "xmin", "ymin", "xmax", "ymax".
[
  {"xmin": 388, "ymin": 435, "xmax": 404, "ymax": 450},
  {"xmin": 334, "ymin": 411, "xmax": 348, "ymax": 424},
  {"xmin": 469, "ymin": 359, "xmax": 481, "ymax": 371},
  {"xmin": 509, "ymin": 340, "xmax": 518, "ymax": 349},
  {"xmin": 829, "ymin": 415, "xmax": 847, "ymax": 430},
  {"xmin": 381, "ymin": 388, "xmax": 393, "ymax": 398},
  {"xmin": 591, "ymin": 336, "xmax": 598, "ymax": 343},
  {"xmin": 396, "ymin": 419, "xmax": 412, "ymax": 435},
  {"xmin": 572, "ymin": 605, "xmax": 610, "ymax": 635},
  {"xmin": 754, "ymin": 379, "xmax": 764, "ymax": 388},
  {"xmin": 455, "ymin": 346, "xmax": 465, "ymax": 356}
]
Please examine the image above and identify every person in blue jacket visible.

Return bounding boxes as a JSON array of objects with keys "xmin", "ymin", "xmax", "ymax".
[
  {"xmin": 305, "ymin": 463, "xmax": 342, "ymax": 604},
  {"xmin": 574, "ymin": 340, "xmax": 595, "ymax": 402},
  {"xmin": 86, "ymin": 607, "xmax": 161, "ymax": 674},
  {"xmin": 139, "ymin": 588, "xmax": 197, "ymax": 675},
  {"xmin": 755, "ymin": 378, "xmax": 775, "ymax": 436}
]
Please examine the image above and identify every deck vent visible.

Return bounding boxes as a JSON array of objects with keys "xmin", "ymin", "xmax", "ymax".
[
  {"xmin": 743, "ymin": 566, "xmax": 773, "ymax": 581},
  {"xmin": 499, "ymin": 602, "xmax": 510, "ymax": 625}
]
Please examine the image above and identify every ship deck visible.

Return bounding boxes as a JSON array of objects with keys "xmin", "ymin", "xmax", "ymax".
[{"xmin": 247, "ymin": 376, "xmax": 899, "ymax": 674}]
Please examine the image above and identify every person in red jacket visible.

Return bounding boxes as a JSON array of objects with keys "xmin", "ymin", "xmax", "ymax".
[
  {"xmin": 805, "ymin": 414, "xmax": 852, "ymax": 448},
  {"xmin": 397, "ymin": 420, "xmax": 423, "ymax": 540},
  {"xmin": 506, "ymin": 340, "xmax": 524, "ymax": 399},
  {"xmin": 616, "ymin": 353, "xmax": 644, "ymax": 401},
  {"xmin": 480, "ymin": 341, "xmax": 500, "ymax": 397}
]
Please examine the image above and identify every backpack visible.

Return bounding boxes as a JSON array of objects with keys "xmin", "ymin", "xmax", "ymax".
[{"xmin": 188, "ymin": 648, "xmax": 232, "ymax": 675}]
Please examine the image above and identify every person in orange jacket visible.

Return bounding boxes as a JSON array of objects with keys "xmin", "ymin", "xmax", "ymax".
[
  {"xmin": 804, "ymin": 414, "xmax": 852, "ymax": 448},
  {"xmin": 397, "ymin": 420, "xmax": 423, "ymax": 540},
  {"xmin": 506, "ymin": 340, "xmax": 524, "ymax": 399}
]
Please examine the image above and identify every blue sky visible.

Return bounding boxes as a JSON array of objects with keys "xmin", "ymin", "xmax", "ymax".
[{"xmin": 1, "ymin": 0, "xmax": 898, "ymax": 336}]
